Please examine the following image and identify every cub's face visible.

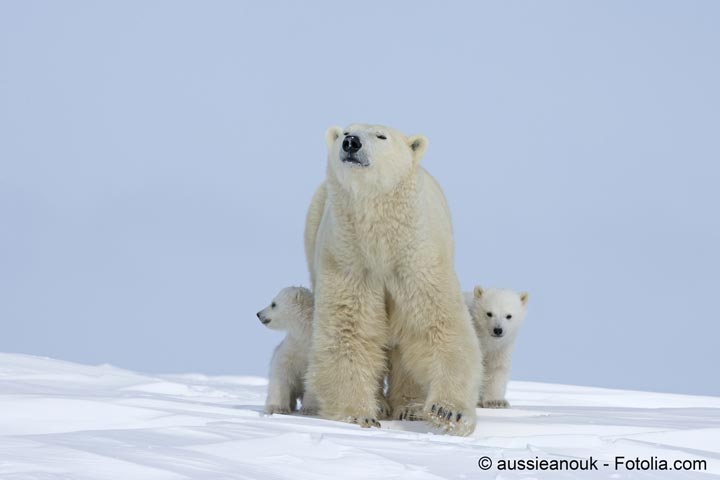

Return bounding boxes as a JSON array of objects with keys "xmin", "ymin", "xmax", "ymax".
[
  {"xmin": 256, "ymin": 287, "xmax": 304, "ymax": 331},
  {"xmin": 473, "ymin": 287, "xmax": 528, "ymax": 344},
  {"xmin": 325, "ymin": 124, "xmax": 428, "ymax": 194}
]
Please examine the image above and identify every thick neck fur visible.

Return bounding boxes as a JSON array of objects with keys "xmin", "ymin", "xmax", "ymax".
[{"xmin": 326, "ymin": 166, "xmax": 420, "ymax": 271}]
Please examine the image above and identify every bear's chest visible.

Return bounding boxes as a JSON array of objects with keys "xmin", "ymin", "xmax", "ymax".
[
  {"xmin": 328, "ymin": 186, "xmax": 419, "ymax": 273},
  {"xmin": 350, "ymin": 211, "xmax": 415, "ymax": 271}
]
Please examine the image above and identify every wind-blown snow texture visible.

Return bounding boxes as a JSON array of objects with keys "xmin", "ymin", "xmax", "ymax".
[{"xmin": 1, "ymin": 353, "xmax": 718, "ymax": 479}]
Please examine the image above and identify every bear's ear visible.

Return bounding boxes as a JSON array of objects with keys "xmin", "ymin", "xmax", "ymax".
[
  {"xmin": 325, "ymin": 126, "xmax": 343, "ymax": 150},
  {"xmin": 520, "ymin": 292, "xmax": 529, "ymax": 306},
  {"xmin": 407, "ymin": 135, "xmax": 428, "ymax": 164},
  {"xmin": 474, "ymin": 286, "xmax": 484, "ymax": 299}
]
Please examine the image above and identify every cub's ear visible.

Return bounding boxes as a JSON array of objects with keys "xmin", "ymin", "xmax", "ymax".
[
  {"xmin": 473, "ymin": 286, "xmax": 484, "ymax": 299},
  {"xmin": 294, "ymin": 287, "xmax": 312, "ymax": 307},
  {"xmin": 325, "ymin": 126, "xmax": 343, "ymax": 150},
  {"xmin": 407, "ymin": 134, "xmax": 428, "ymax": 164},
  {"xmin": 520, "ymin": 292, "xmax": 529, "ymax": 305}
]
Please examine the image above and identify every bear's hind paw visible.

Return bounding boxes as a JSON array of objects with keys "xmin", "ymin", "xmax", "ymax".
[
  {"xmin": 299, "ymin": 405, "xmax": 319, "ymax": 416},
  {"xmin": 348, "ymin": 416, "xmax": 381, "ymax": 428},
  {"xmin": 377, "ymin": 398, "xmax": 392, "ymax": 420},
  {"xmin": 481, "ymin": 399, "xmax": 510, "ymax": 409},
  {"xmin": 393, "ymin": 405, "xmax": 425, "ymax": 421},
  {"xmin": 264, "ymin": 405, "xmax": 291, "ymax": 415}
]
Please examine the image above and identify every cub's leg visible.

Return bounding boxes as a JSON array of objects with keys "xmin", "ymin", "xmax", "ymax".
[
  {"xmin": 265, "ymin": 343, "xmax": 294, "ymax": 414},
  {"xmin": 480, "ymin": 351, "xmax": 511, "ymax": 408}
]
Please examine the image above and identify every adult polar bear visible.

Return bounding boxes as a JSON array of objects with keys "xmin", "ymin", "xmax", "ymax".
[{"xmin": 304, "ymin": 124, "xmax": 482, "ymax": 436}]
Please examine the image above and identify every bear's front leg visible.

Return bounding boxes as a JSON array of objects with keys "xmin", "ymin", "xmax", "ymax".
[
  {"xmin": 394, "ymin": 273, "xmax": 483, "ymax": 436},
  {"xmin": 423, "ymin": 319, "xmax": 482, "ymax": 435},
  {"xmin": 307, "ymin": 265, "xmax": 389, "ymax": 427}
]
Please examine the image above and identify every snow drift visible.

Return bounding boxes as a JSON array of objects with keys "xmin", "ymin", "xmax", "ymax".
[{"xmin": 0, "ymin": 353, "xmax": 718, "ymax": 479}]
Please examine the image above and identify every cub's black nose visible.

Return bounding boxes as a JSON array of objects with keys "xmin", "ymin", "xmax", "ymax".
[
  {"xmin": 256, "ymin": 312, "xmax": 262, "ymax": 319},
  {"xmin": 342, "ymin": 135, "xmax": 362, "ymax": 153},
  {"xmin": 493, "ymin": 327, "xmax": 503, "ymax": 336}
]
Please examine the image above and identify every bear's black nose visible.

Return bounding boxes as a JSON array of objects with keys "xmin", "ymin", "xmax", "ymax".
[
  {"xmin": 493, "ymin": 327, "xmax": 503, "ymax": 336},
  {"xmin": 256, "ymin": 312, "xmax": 262, "ymax": 319},
  {"xmin": 342, "ymin": 135, "xmax": 362, "ymax": 153}
]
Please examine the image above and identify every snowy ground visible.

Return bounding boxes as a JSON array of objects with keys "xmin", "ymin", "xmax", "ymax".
[{"xmin": 0, "ymin": 353, "xmax": 718, "ymax": 479}]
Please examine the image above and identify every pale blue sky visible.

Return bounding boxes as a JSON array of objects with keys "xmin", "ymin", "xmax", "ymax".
[{"xmin": 1, "ymin": 1, "xmax": 718, "ymax": 395}]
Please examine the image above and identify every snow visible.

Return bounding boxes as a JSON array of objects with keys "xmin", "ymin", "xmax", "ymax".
[{"xmin": 1, "ymin": 353, "xmax": 718, "ymax": 479}]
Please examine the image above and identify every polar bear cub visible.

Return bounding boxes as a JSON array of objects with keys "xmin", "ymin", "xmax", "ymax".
[
  {"xmin": 256, "ymin": 286, "xmax": 319, "ymax": 415},
  {"xmin": 465, "ymin": 286, "xmax": 529, "ymax": 408}
]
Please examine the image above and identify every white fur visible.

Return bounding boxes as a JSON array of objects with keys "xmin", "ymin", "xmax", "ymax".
[
  {"xmin": 465, "ymin": 287, "xmax": 529, "ymax": 408},
  {"xmin": 257, "ymin": 286, "xmax": 319, "ymax": 415},
  {"xmin": 305, "ymin": 124, "xmax": 482, "ymax": 435}
]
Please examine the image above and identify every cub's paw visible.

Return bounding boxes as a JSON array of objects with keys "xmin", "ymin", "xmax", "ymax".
[
  {"xmin": 393, "ymin": 404, "xmax": 425, "ymax": 421},
  {"xmin": 481, "ymin": 399, "xmax": 510, "ymax": 409},
  {"xmin": 264, "ymin": 405, "xmax": 291, "ymax": 415},
  {"xmin": 426, "ymin": 402, "xmax": 477, "ymax": 436}
]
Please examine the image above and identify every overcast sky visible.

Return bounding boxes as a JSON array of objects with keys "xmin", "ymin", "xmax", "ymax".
[{"xmin": 1, "ymin": 1, "xmax": 718, "ymax": 395}]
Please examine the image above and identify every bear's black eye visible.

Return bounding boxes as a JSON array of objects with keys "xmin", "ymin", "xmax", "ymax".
[
  {"xmin": 271, "ymin": 302, "xmax": 276, "ymax": 309},
  {"xmin": 486, "ymin": 312, "xmax": 493, "ymax": 318},
  {"xmin": 343, "ymin": 132, "xmax": 349, "ymax": 136},
  {"xmin": 506, "ymin": 314, "xmax": 512, "ymax": 320},
  {"xmin": 376, "ymin": 134, "xmax": 387, "ymax": 140}
]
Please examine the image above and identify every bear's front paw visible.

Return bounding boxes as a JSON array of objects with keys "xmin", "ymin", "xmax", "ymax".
[
  {"xmin": 393, "ymin": 405, "xmax": 425, "ymax": 421},
  {"xmin": 481, "ymin": 399, "xmax": 510, "ymax": 409},
  {"xmin": 264, "ymin": 405, "xmax": 291, "ymax": 415},
  {"xmin": 426, "ymin": 402, "xmax": 477, "ymax": 436}
]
